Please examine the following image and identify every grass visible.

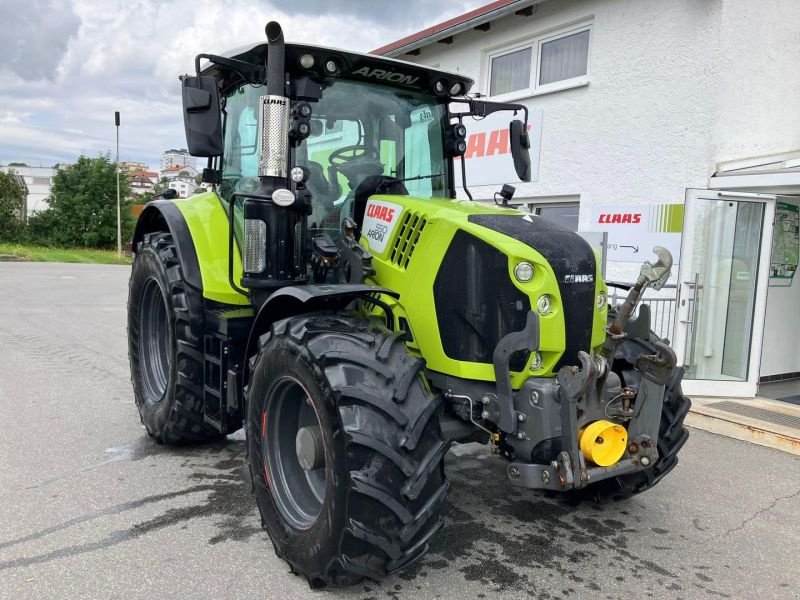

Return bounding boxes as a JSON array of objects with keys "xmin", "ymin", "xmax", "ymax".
[{"xmin": 0, "ymin": 243, "xmax": 131, "ymax": 265}]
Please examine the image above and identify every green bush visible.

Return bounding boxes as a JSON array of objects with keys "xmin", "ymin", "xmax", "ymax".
[{"xmin": 22, "ymin": 155, "xmax": 136, "ymax": 249}]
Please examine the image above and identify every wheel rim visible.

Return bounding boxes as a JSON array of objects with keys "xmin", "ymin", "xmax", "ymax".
[
  {"xmin": 262, "ymin": 377, "xmax": 327, "ymax": 530},
  {"xmin": 138, "ymin": 277, "xmax": 170, "ymax": 403}
]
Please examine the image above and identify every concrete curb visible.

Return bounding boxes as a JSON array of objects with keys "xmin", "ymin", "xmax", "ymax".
[{"xmin": 686, "ymin": 396, "xmax": 800, "ymax": 456}]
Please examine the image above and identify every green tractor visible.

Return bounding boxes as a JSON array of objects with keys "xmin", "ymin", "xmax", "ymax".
[{"xmin": 128, "ymin": 21, "xmax": 690, "ymax": 587}]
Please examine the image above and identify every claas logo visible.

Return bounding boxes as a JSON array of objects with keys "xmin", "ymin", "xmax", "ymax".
[
  {"xmin": 598, "ymin": 213, "xmax": 642, "ymax": 224},
  {"xmin": 366, "ymin": 203, "xmax": 396, "ymax": 223}
]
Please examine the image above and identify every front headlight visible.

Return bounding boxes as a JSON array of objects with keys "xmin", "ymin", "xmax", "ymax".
[{"xmin": 514, "ymin": 262, "xmax": 535, "ymax": 283}]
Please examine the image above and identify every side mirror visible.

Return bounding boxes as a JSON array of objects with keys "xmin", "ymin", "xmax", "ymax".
[
  {"xmin": 509, "ymin": 119, "xmax": 531, "ymax": 182},
  {"xmin": 181, "ymin": 76, "xmax": 223, "ymax": 157}
]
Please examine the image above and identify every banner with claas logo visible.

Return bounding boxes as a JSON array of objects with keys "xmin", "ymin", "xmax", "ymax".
[{"xmin": 590, "ymin": 204, "xmax": 684, "ymax": 263}]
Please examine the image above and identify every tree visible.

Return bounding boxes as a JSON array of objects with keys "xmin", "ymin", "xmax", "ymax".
[
  {"xmin": 36, "ymin": 154, "xmax": 135, "ymax": 248},
  {"xmin": 0, "ymin": 170, "xmax": 25, "ymax": 240},
  {"xmin": 8, "ymin": 162, "xmax": 28, "ymax": 167}
]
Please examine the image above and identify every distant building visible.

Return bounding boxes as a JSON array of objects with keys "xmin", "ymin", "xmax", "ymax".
[
  {"xmin": 129, "ymin": 170, "xmax": 158, "ymax": 196},
  {"xmin": 160, "ymin": 164, "xmax": 199, "ymax": 181},
  {"xmin": 160, "ymin": 149, "xmax": 195, "ymax": 173},
  {"xmin": 119, "ymin": 161, "xmax": 149, "ymax": 174},
  {"xmin": 0, "ymin": 164, "xmax": 57, "ymax": 215},
  {"xmin": 168, "ymin": 176, "xmax": 202, "ymax": 199}
]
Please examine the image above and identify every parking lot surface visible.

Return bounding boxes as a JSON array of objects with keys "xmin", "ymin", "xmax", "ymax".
[{"xmin": 1, "ymin": 262, "xmax": 798, "ymax": 600}]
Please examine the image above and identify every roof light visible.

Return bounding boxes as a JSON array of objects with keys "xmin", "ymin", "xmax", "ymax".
[
  {"xmin": 299, "ymin": 54, "xmax": 315, "ymax": 69},
  {"xmin": 324, "ymin": 59, "xmax": 339, "ymax": 74},
  {"xmin": 449, "ymin": 82, "xmax": 463, "ymax": 96}
]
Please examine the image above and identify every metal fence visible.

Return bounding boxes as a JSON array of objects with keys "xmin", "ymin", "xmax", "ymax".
[{"xmin": 608, "ymin": 284, "xmax": 678, "ymax": 341}]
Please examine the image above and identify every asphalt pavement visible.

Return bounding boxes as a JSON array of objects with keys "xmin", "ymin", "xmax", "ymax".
[{"xmin": 1, "ymin": 262, "xmax": 798, "ymax": 600}]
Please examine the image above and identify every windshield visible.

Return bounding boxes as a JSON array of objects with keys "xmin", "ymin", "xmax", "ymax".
[{"xmin": 219, "ymin": 79, "xmax": 449, "ymax": 238}]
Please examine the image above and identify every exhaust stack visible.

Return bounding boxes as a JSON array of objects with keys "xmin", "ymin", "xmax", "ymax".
[
  {"xmin": 258, "ymin": 21, "xmax": 289, "ymax": 180},
  {"xmin": 241, "ymin": 21, "xmax": 308, "ymax": 291}
]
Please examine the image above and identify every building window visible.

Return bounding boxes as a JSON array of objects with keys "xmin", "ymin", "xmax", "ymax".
[
  {"xmin": 487, "ymin": 22, "xmax": 591, "ymax": 99},
  {"xmin": 490, "ymin": 47, "xmax": 532, "ymax": 96},
  {"xmin": 538, "ymin": 29, "xmax": 590, "ymax": 86},
  {"xmin": 31, "ymin": 176, "xmax": 51, "ymax": 186}
]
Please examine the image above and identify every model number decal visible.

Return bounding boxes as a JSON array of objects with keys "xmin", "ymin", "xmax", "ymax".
[{"xmin": 362, "ymin": 200, "xmax": 403, "ymax": 254}]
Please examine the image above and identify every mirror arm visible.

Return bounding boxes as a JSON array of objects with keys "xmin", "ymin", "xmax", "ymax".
[
  {"xmin": 193, "ymin": 53, "xmax": 266, "ymax": 85},
  {"xmin": 456, "ymin": 98, "xmax": 529, "ymax": 126}
]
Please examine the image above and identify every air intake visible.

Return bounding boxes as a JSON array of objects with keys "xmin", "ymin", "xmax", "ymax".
[{"xmin": 390, "ymin": 212, "xmax": 427, "ymax": 269}]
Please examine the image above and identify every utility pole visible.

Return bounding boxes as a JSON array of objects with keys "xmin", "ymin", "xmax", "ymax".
[{"xmin": 115, "ymin": 111, "xmax": 122, "ymax": 257}]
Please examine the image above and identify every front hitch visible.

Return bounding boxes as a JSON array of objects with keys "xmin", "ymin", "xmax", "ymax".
[{"xmin": 600, "ymin": 246, "xmax": 673, "ymax": 368}]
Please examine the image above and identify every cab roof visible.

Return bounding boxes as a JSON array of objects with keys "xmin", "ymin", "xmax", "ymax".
[{"xmin": 200, "ymin": 41, "xmax": 474, "ymax": 98}]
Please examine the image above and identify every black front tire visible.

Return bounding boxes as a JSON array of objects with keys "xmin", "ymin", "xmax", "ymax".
[
  {"xmin": 246, "ymin": 313, "xmax": 449, "ymax": 587},
  {"xmin": 128, "ymin": 232, "xmax": 222, "ymax": 444}
]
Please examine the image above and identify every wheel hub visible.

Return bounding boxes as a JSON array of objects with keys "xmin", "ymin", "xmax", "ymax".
[
  {"xmin": 296, "ymin": 425, "xmax": 324, "ymax": 471},
  {"xmin": 262, "ymin": 377, "xmax": 327, "ymax": 530}
]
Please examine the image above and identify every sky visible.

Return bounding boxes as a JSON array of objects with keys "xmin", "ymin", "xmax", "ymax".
[{"xmin": 0, "ymin": 0, "xmax": 484, "ymax": 172}]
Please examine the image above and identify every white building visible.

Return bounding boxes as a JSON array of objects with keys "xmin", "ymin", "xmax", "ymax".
[
  {"xmin": 160, "ymin": 148, "xmax": 196, "ymax": 173},
  {"xmin": 0, "ymin": 164, "xmax": 57, "ymax": 215},
  {"xmin": 168, "ymin": 176, "xmax": 201, "ymax": 199},
  {"xmin": 375, "ymin": 0, "xmax": 800, "ymax": 398}
]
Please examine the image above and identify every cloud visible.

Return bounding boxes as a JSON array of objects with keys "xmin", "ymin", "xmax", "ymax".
[
  {"xmin": 0, "ymin": 0, "xmax": 81, "ymax": 81},
  {"xmin": 0, "ymin": 0, "xmax": 483, "ymax": 170}
]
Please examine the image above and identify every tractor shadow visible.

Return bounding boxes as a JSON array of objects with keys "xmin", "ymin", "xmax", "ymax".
[{"xmin": 378, "ymin": 444, "xmax": 691, "ymax": 599}]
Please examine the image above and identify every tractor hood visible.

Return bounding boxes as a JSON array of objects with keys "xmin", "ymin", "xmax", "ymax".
[{"xmin": 361, "ymin": 195, "xmax": 608, "ymax": 385}]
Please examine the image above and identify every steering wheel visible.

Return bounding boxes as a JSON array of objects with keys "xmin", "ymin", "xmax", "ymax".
[{"xmin": 329, "ymin": 144, "xmax": 381, "ymax": 167}]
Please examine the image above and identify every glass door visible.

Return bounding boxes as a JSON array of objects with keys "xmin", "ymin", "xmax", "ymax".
[{"xmin": 673, "ymin": 190, "xmax": 775, "ymax": 397}]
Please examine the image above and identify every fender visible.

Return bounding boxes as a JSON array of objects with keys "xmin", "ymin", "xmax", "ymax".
[
  {"xmin": 132, "ymin": 201, "xmax": 205, "ymax": 338},
  {"xmin": 132, "ymin": 200, "xmax": 203, "ymax": 291},
  {"xmin": 133, "ymin": 193, "xmax": 249, "ymax": 307},
  {"xmin": 244, "ymin": 284, "xmax": 400, "ymax": 380}
]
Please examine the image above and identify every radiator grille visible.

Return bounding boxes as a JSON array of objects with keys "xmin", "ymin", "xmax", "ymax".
[{"xmin": 390, "ymin": 211, "xmax": 427, "ymax": 269}]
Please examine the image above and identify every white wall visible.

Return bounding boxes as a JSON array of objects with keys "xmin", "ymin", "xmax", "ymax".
[{"xmin": 712, "ymin": 0, "xmax": 800, "ymax": 165}]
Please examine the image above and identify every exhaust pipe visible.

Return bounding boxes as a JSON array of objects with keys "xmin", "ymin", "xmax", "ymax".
[
  {"xmin": 258, "ymin": 21, "xmax": 289, "ymax": 180},
  {"xmin": 241, "ymin": 21, "xmax": 307, "ymax": 289}
]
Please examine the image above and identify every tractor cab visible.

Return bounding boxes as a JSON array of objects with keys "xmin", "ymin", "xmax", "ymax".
[{"xmin": 182, "ymin": 27, "xmax": 531, "ymax": 293}]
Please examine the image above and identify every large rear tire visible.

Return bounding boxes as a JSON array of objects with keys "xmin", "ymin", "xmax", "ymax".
[
  {"xmin": 581, "ymin": 330, "xmax": 691, "ymax": 502},
  {"xmin": 128, "ymin": 232, "xmax": 222, "ymax": 444},
  {"xmin": 246, "ymin": 313, "xmax": 448, "ymax": 587}
]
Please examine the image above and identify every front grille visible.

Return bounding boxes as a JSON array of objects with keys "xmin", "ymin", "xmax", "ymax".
[
  {"xmin": 433, "ymin": 230, "xmax": 530, "ymax": 370},
  {"xmin": 390, "ymin": 211, "xmax": 426, "ymax": 269}
]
